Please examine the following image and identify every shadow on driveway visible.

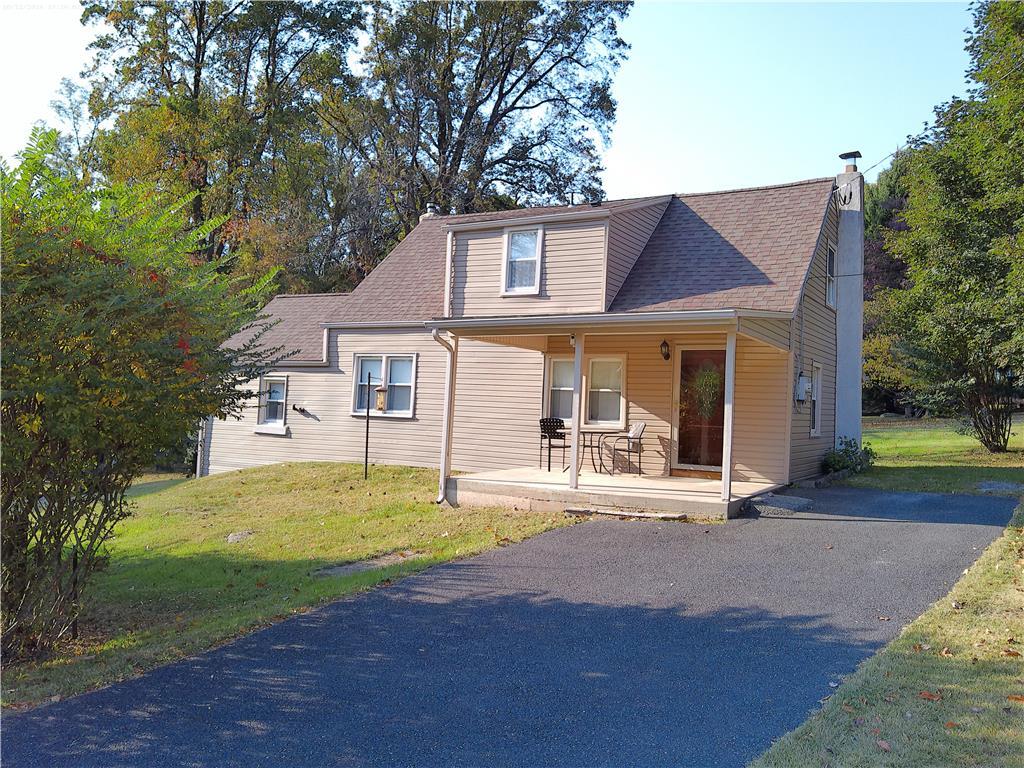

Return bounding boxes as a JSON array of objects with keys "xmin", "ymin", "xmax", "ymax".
[{"xmin": 2, "ymin": 488, "xmax": 1016, "ymax": 768}]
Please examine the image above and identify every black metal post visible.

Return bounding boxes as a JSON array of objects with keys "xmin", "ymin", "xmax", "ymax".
[
  {"xmin": 71, "ymin": 547, "xmax": 79, "ymax": 640},
  {"xmin": 364, "ymin": 370, "xmax": 371, "ymax": 480}
]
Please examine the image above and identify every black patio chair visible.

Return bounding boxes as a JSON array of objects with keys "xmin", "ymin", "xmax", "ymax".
[
  {"xmin": 539, "ymin": 417, "xmax": 568, "ymax": 472},
  {"xmin": 606, "ymin": 422, "xmax": 646, "ymax": 476}
]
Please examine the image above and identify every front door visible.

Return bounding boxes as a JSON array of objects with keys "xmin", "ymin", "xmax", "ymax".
[{"xmin": 674, "ymin": 348, "xmax": 726, "ymax": 470}]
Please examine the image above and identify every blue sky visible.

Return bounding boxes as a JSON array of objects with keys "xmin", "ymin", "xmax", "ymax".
[{"xmin": 1, "ymin": 2, "xmax": 973, "ymax": 194}]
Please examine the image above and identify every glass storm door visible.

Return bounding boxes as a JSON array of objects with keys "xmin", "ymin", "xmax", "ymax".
[{"xmin": 676, "ymin": 349, "xmax": 726, "ymax": 469}]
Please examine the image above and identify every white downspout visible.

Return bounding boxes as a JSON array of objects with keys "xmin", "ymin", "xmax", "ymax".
[
  {"xmin": 569, "ymin": 332, "xmax": 585, "ymax": 490},
  {"xmin": 432, "ymin": 328, "xmax": 458, "ymax": 504},
  {"xmin": 720, "ymin": 331, "xmax": 736, "ymax": 502}
]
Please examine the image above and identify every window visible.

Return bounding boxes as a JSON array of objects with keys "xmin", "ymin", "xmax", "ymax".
[
  {"xmin": 586, "ymin": 358, "xmax": 624, "ymax": 427},
  {"xmin": 546, "ymin": 358, "xmax": 574, "ymax": 422},
  {"xmin": 255, "ymin": 376, "xmax": 288, "ymax": 435},
  {"xmin": 352, "ymin": 354, "xmax": 416, "ymax": 417},
  {"xmin": 810, "ymin": 363, "xmax": 822, "ymax": 437},
  {"xmin": 502, "ymin": 227, "xmax": 542, "ymax": 294},
  {"xmin": 826, "ymin": 242, "xmax": 837, "ymax": 308}
]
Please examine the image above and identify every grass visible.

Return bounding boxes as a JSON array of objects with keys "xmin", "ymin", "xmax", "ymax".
[
  {"xmin": 845, "ymin": 416, "xmax": 1024, "ymax": 494},
  {"xmin": 750, "ymin": 501, "xmax": 1024, "ymax": 768},
  {"xmin": 1, "ymin": 462, "xmax": 571, "ymax": 709}
]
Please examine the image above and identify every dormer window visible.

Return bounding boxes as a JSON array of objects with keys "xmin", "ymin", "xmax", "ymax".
[{"xmin": 501, "ymin": 226, "xmax": 542, "ymax": 295}]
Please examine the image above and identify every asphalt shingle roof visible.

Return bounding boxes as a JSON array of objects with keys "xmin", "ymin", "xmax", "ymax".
[
  {"xmin": 232, "ymin": 179, "xmax": 835, "ymax": 361},
  {"xmin": 609, "ymin": 178, "xmax": 835, "ymax": 314}
]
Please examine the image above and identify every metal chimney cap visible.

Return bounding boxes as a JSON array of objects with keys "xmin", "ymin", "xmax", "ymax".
[{"xmin": 839, "ymin": 151, "xmax": 862, "ymax": 161}]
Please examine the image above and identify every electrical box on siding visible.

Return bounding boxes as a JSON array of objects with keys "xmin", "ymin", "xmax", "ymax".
[{"xmin": 796, "ymin": 373, "xmax": 811, "ymax": 402}]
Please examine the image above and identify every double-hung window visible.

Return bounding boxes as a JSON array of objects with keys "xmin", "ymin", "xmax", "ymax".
[
  {"xmin": 546, "ymin": 358, "xmax": 574, "ymax": 422},
  {"xmin": 255, "ymin": 376, "xmax": 288, "ymax": 434},
  {"xmin": 586, "ymin": 358, "xmax": 625, "ymax": 428},
  {"xmin": 825, "ymin": 242, "xmax": 837, "ymax": 308},
  {"xmin": 810, "ymin": 363, "xmax": 822, "ymax": 437},
  {"xmin": 502, "ymin": 227, "xmax": 542, "ymax": 295},
  {"xmin": 352, "ymin": 354, "xmax": 416, "ymax": 417}
]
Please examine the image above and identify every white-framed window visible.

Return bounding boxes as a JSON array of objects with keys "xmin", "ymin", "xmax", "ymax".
[
  {"xmin": 825, "ymin": 241, "xmax": 837, "ymax": 308},
  {"xmin": 351, "ymin": 353, "xmax": 417, "ymax": 417},
  {"xmin": 545, "ymin": 357, "xmax": 575, "ymax": 423},
  {"xmin": 586, "ymin": 357, "xmax": 625, "ymax": 428},
  {"xmin": 254, "ymin": 375, "xmax": 288, "ymax": 435},
  {"xmin": 501, "ymin": 226, "xmax": 542, "ymax": 295},
  {"xmin": 810, "ymin": 363, "xmax": 822, "ymax": 437}
]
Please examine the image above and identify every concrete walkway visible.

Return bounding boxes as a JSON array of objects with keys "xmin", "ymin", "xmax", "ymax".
[{"xmin": 2, "ymin": 487, "xmax": 1015, "ymax": 768}]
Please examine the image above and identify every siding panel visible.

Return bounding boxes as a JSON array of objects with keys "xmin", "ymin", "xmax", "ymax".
[
  {"xmin": 789, "ymin": 201, "xmax": 839, "ymax": 480},
  {"xmin": 450, "ymin": 220, "xmax": 607, "ymax": 317}
]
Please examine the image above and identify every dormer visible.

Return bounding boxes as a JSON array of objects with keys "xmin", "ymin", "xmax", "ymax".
[{"xmin": 444, "ymin": 196, "xmax": 671, "ymax": 319}]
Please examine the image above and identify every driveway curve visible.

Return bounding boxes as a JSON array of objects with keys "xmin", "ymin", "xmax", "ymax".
[{"xmin": 2, "ymin": 487, "xmax": 1015, "ymax": 768}]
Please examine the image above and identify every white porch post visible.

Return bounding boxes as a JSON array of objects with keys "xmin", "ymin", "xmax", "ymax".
[
  {"xmin": 721, "ymin": 331, "xmax": 736, "ymax": 502},
  {"xmin": 432, "ymin": 330, "xmax": 458, "ymax": 503},
  {"xmin": 569, "ymin": 332, "xmax": 585, "ymax": 489}
]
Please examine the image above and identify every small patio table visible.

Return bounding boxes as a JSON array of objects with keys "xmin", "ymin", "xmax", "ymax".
[{"xmin": 578, "ymin": 430, "xmax": 622, "ymax": 474}]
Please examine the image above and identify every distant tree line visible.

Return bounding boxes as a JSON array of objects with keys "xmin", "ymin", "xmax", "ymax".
[
  {"xmin": 52, "ymin": 0, "xmax": 632, "ymax": 293},
  {"xmin": 862, "ymin": 0, "xmax": 1023, "ymax": 451}
]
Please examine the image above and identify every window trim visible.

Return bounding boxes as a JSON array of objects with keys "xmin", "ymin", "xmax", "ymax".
[
  {"xmin": 825, "ymin": 240, "xmax": 837, "ymax": 309},
  {"xmin": 254, "ymin": 375, "xmax": 289, "ymax": 435},
  {"xmin": 349, "ymin": 353, "xmax": 418, "ymax": 419},
  {"xmin": 499, "ymin": 225, "xmax": 543, "ymax": 296},
  {"xmin": 543, "ymin": 355, "xmax": 575, "ymax": 426},
  {"xmin": 584, "ymin": 355, "xmax": 627, "ymax": 430},
  {"xmin": 810, "ymin": 363, "xmax": 823, "ymax": 437}
]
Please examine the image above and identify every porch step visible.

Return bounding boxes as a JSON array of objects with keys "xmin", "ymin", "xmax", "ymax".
[
  {"xmin": 564, "ymin": 506, "xmax": 691, "ymax": 521},
  {"xmin": 744, "ymin": 492, "xmax": 814, "ymax": 518}
]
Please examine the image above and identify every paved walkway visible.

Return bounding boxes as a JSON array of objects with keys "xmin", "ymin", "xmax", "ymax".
[{"xmin": 3, "ymin": 488, "xmax": 1015, "ymax": 767}]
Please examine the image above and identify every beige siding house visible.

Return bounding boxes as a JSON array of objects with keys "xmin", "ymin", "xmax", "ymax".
[{"xmin": 205, "ymin": 162, "xmax": 864, "ymax": 519}]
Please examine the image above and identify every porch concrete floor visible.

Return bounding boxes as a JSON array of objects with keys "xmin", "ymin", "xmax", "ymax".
[{"xmin": 449, "ymin": 467, "xmax": 779, "ymax": 518}]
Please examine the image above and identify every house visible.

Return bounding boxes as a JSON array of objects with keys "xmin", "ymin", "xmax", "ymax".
[{"xmin": 200, "ymin": 156, "xmax": 865, "ymax": 518}]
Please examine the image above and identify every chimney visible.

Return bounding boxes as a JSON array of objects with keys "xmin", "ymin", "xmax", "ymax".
[
  {"xmin": 839, "ymin": 150, "xmax": 861, "ymax": 173},
  {"xmin": 419, "ymin": 202, "xmax": 440, "ymax": 222},
  {"xmin": 834, "ymin": 151, "xmax": 864, "ymax": 448}
]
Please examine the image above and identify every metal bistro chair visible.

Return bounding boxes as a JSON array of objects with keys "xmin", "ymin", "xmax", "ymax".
[
  {"xmin": 606, "ymin": 422, "xmax": 646, "ymax": 476},
  {"xmin": 538, "ymin": 417, "xmax": 569, "ymax": 472}
]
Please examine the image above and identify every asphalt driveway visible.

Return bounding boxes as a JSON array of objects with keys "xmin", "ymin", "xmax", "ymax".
[{"xmin": 3, "ymin": 487, "xmax": 1016, "ymax": 768}]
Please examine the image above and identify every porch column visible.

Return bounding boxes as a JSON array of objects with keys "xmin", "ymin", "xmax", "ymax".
[
  {"xmin": 433, "ymin": 331, "xmax": 458, "ymax": 503},
  {"xmin": 569, "ymin": 332, "xmax": 585, "ymax": 489},
  {"xmin": 721, "ymin": 331, "xmax": 736, "ymax": 502}
]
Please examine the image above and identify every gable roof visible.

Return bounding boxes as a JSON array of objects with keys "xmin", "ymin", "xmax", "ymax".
[
  {"xmin": 609, "ymin": 178, "xmax": 835, "ymax": 314},
  {"xmin": 232, "ymin": 178, "xmax": 836, "ymax": 361}
]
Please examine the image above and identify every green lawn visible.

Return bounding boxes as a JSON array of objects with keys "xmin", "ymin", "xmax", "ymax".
[
  {"xmin": 2, "ymin": 462, "xmax": 570, "ymax": 708},
  {"xmin": 846, "ymin": 416, "xmax": 1024, "ymax": 494}
]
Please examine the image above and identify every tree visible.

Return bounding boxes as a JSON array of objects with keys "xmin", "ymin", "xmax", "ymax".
[
  {"xmin": 888, "ymin": 0, "xmax": 1024, "ymax": 451},
  {"xmin": 0, "ymin": 129, "xmax": 277, "ymax": 657},
  {"xmin": 78, "ymin": 0, "xmax": 362, "ymax": 275},
  {"xmin": 320, "ymin": 0, "xmax": 631, "ymax": 235}
]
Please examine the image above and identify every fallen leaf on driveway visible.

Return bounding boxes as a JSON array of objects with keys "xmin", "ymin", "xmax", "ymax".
[
  {"xmin": 940, "ymin": 647, "xmax": 955, "ymax": 657},
  {"xmin": 876, "ymin": 740, "xmax": 891, "ymax": 752},
  {"xmin": 878, "ymin": 616, "xmax": 891, "ymax": 621},
  {"xmin": 1007, "ymin": 695, "xmax": 1024, "ymax": 703},
  {"xmin": 1002, "ymin": 649, "xmax": 1021, "ymax": 657},
  {"xmin": 944, "ymin": 721, "xmax": 959, "ymax": 729},
  {"xmin": 919, "ymin": 690, "xmax": 943, "ymax": 702}
]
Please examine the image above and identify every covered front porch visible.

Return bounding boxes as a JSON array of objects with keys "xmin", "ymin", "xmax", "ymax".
[
  {"xmin": 447, "ymin": 466, "xmax": 781, "ymax": 518},
  {"xmin": 429, "ymin": 309, "xmax": 795, "ymax": 520}
]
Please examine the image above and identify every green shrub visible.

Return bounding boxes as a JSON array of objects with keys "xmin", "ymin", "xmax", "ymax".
[
  {"xmin": 822, "ymin": 437, "xmax": 876, "ymax": 475},
  {"xmin": 1, "ymin": 130, "xmax": 277, "ymax": 658}
]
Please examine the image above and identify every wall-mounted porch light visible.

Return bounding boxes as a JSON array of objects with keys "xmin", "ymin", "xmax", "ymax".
[{"xmin": 660, "ymin": 340, "xmax": 670, "ymax": 360}]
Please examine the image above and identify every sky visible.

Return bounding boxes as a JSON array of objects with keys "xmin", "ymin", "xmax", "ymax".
[{"xmin": 0, "ymin": 1, "xmax": 973, "ymax": 194}]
